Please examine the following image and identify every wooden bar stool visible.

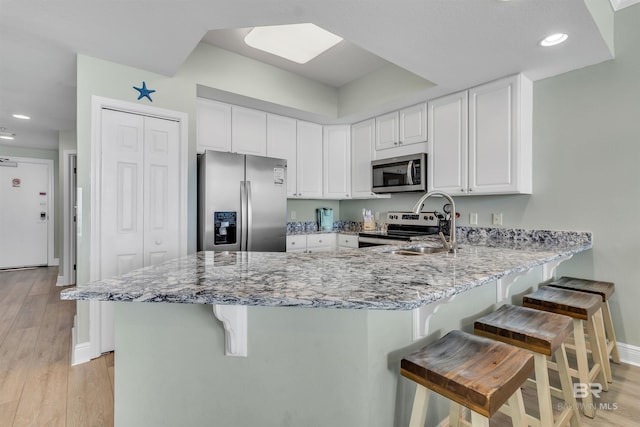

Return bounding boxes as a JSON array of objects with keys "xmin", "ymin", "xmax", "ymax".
[
  {"xmin": 474, "ymin": 304, "xmax": 580, "ymax": 427},
  {"xmin": 548, "ymin": 276, "xmax": 620, "ymax": 368},
  {"xmin": 401, "ymin": 330, "xmax": 534, "ymax": 427},
  {"xmin": 523, "ymin": 287, "xmax": 608, "ymax": 418}
]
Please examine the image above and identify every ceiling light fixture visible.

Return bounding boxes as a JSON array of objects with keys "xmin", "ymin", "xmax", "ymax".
[
  {"xmin": 539, "ymin": 33, "xmax": 568, "ymax": 47},
  {"xmin": 12, "ymin": 114, "xmax": 30, "ymax": 120},
  {"xmin": 244, "ymin": 23, "xmax": 343, "ymax": 64}
]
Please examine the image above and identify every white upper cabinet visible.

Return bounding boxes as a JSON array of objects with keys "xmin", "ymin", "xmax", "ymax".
[
  {"xmin": 375, "ymin": 111, "xmax": 400, "ymax": 150},
  {"xmin": 296, "ymin": 120, "xmax": 323, "ymax": 199},
  {"xmin": 428, "ymin": 91, "xmax": 469, "ymax": 195},
  {"xmin": 428, "ymin": 74, "xmax": 532, "ymax": 195},
  {"xmin": 468, "ymin": 74, "xmax": 532, "ymax": 194},
  {"xmin": 266, "ymin": 114, "xmax": 297, "ymax": 197},
  {"xmin": 323, "ymin": 125, "xmax": 351, "ymax": 199},
  {"xmin": 400, "ymin": 103, "xmax": 427, "ymax": 144},
  {"xmin": 374, "ymin": 105, "xmax": 428, "ymax": 160},
  {"xmin": 351, "ymin": 119, "xmax": 376, "ymax": 198},
  {"xmin": 196, "ymin": 98, "xmax": 232, "ymax": 153},
  {"xmin": 231, "ymin": 106, "xmax": 267, "ymax": 156}
]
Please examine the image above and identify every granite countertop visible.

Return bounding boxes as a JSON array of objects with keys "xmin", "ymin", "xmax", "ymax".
[{"xmin": 60, "ymin": 228, "xmax": 592, "ymax": 311}]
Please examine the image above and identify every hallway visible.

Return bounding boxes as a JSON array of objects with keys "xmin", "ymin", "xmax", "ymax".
[{"xmin": 0, "ymin": 267, "xmax": 113, "ymax": 426}]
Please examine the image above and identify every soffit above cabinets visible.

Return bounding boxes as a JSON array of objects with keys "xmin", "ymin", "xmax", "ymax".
[{"xmin": 1, "ymin": 0, "xmax": 616, "ymax": 150}]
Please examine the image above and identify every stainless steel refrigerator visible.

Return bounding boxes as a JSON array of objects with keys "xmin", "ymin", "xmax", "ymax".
[{"xmin": 197, "ymin": 150, "xmax": 287, "ymax": 252}]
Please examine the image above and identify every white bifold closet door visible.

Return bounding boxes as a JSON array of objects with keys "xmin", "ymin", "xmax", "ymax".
[{"xmin": 99, "ymin": 109, "xmax": 180, "ymax": 352}]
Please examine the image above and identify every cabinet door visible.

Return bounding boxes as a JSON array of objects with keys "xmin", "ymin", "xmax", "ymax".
[
  {"xmin": 375, "ymin": 111, "xmax": 399, "ymax": 150},
  {"xmin": 231, "ymin": 106, "xmax": 267, "ymax": 156},
  {"xmin": 468, "ymin": 75, "xmax": 532, "ymax": 194},
  {"xmin": 286, "ymin": 235, "xmax": 307, "ymax": 252},
  {"xmin": 267, "ymin": 114, "xmax": 298, "ymax": 197},
  {"xmin": 400, "ymin": 103, "xmax": 427, "ymax": 145},
  {"xmin": 196, "ymin": 98, "xmax": 231, "ymax": 153},
  {"xmin": 428, "ymin": 91, "xmax": 468, "ymax": 194},
  {"xmin": 296, "ymin": 121, "xmax": 323, "ymax": 198},
  {"xmin": 323, "ymin": 125, "xmax": 351, "ymax": 199},
  {"xmin": 351, "ymin": 119, "xmax": 375, "ymax": 198}
]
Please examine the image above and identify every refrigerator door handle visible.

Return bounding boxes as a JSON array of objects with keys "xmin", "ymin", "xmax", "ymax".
[
  {"xmin": 246, "ymin": 181, "xmax": 253, "ymax": 250},
  {"xmin": 240, "ymin": 181, "xmax": 248, "ymax": 251}
]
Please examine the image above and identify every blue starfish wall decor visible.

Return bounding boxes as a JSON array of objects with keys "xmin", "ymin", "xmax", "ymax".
[{"xmin": 133, "ymin": 81, "xmax": 156, "ymax": 102}]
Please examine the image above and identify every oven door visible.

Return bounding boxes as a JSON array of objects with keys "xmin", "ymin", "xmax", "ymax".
[
  {"xmin": 357, "ymin": 236, "xmax": 409, "ymax": 248},
  {"xmin": 372, "ymin": 153, "xmax": 426, "ymax": 193}
]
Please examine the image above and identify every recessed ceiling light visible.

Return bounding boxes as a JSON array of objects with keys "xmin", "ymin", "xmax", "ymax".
[
  {"xmin": 12, "ymin": 114, "xmax": 30, "ymax": 120},
  {"xmin": 244, "ymin": 23, "xmax": 343, "ymax": 64},
  {"xmin": 540, "ymin": 33, "xmax": 568, "ymax": 47},
  {"xmin": 0, "ymin": 127, "xmax": 16, "ymax": 140}
]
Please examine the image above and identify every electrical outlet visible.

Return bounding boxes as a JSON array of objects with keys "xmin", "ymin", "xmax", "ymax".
[
  {"xmin": 291, "ymin": 210, "xmax": 296, "ymax": 220},
  {"xmin": 470, "ymin": 213, "xmax": 478, "ymax": 225},
  {"xmin": 492, "ymin": 212, "xmax": 503, "ymax": 226}
]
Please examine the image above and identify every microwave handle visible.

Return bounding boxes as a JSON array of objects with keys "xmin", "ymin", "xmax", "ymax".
[{"xmin": 407, "ymin": 160, "xmax": 414, "ymax": 185}]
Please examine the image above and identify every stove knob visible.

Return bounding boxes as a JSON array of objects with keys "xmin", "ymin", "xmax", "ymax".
[{"xmin": 429, "ymin": 215, "xmax": 434, "ymax": 220}]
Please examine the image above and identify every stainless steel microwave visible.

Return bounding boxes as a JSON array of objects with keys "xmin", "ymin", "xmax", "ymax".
[{"xmin": 372, "ymin": 153, "xmax": 427, "ymax": 193}]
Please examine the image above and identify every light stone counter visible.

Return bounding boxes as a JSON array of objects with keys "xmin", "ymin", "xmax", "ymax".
[{"xmin": 61, "ymin": 228, "xmax": 592, "ymax": 311}]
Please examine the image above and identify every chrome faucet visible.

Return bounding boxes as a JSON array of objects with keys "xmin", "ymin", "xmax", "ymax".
[{"xmin": 411, "ymin": 191, "xmax": 457, "ymax": 253}]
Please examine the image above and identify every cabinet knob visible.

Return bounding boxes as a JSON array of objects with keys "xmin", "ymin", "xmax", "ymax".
[
  {"xmin": 394, "ymin": 142, "xmax": 399, "ymax": 145},
  {"xmin": 461, "ymin": 188, "xmax": 465, "ymax": 192},
  {"xmin": 291, "ymin": 242, "xmax": 296, "ymax": 245},
  {"xmin": 399, "ymin": 141, "xmax": 403, "ymax": 145},
  {"xmin": 469, "ymin": 188, "xmax": 472, "ymax": 192},
  {"xmin": 346, "ymin": 194, "xmax": 349, "ymax": 197},
  {"xmin": 318, "ymin": 240, "xmax": 323, "ymax": 243}
]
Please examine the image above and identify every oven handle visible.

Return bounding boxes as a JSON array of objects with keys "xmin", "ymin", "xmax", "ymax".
[{"xmin": 358, "ymin": 236, "xmax": 410, "ymax": 246}]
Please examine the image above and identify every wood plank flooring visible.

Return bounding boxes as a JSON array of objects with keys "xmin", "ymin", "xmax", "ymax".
[
  {"xmin": 0, "ymin": 267, "xmax": 113, "ymax": 427},
  {"xmin": 1, "ymin": 267, "xmax": 639, "ymax": 426}
]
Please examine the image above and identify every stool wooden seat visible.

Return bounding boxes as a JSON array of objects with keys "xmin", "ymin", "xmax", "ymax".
[
  {"xmin": 401, "ymin": 330, "xmax": 534, "ymax": 426},
  {"xmin": 474, "ymin": 304, "xmax": 580, "ymax": 427},
  {"xmin": 523, "ymin": 287, "xmax": 608, "ymax": 418},
  {"xmin": 548, "ymin": 276, "xmax": 620, "ymax": 365}
]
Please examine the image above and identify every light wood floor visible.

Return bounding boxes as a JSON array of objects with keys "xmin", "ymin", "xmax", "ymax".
[
  {"xmin": 0, "ymin": 267, "xmax": 114, "ymax": 427},
  {"xmin": 2, "ymin": 267, "xmax": 640, "ymax": 426}
]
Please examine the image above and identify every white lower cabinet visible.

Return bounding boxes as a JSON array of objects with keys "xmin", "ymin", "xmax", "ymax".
[
  {"xmin": 286, "ymin": 235, "xmax": 307, "ymax": 253},
  {"xmin": 286, "ymin": 233, "xmax": 339, "ymax": 253},
  {"xmin": 337, "ymin": 234, "xmax": 359, "ymax": 250},
  {"xmin": 306, "ymin": 233, "xmax": 337, "ymax": 252}
]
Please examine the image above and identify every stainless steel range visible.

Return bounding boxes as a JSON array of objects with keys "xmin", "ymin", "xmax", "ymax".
[{"xmin": 358, "ymin": 211, "xmax": 450, "ymax": 247}]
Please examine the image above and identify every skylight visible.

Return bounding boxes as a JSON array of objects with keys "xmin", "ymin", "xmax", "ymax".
[{"xmin": 244, "ymin": 23, "xmax": 343, "ymax": 64}]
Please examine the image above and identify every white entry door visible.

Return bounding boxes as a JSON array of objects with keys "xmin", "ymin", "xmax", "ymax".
[
  {"xmin": 98, "ymin": 109, "xmax": 181, "ymax": 353},
  {"xmin": 0, "ymin": 159, "xmax": 50, "ymax": 269}
]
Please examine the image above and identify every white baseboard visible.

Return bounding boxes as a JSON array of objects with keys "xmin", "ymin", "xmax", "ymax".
[
  {"xmin": 70, "ymin": 315, "xmax": 92, "ymax": 366},
  {"xmin": 617, "ymin": 341, "xmax": 640, "ymax": 367},
  {"xmin": 57, "ymin": 274, "xmax": 69, "ymax": 286}
]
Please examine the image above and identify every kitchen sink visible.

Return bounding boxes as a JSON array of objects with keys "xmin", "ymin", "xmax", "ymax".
[{"xmin": 384, "ymin": 246, "xmax": 451, "ymax": 256}]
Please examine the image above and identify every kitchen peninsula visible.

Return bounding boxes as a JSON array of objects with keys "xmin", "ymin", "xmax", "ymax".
[{"xmin": 61, "ymin": 228, "xmax": 591, "ymax": 427}]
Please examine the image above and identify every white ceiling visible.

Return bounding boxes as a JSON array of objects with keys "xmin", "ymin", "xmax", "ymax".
[{"xmin": 0, "ymin": 0, "xmax": 621, "ymax": 151}]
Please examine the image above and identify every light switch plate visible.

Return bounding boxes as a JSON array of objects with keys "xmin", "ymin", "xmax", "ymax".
[
  {"xmin": 492, "ymin": 212, "xmax": 503, "ymax": 226},
  {"xmin": 470, "ymin": 213, "xmax": 478, "ymax": 225}
]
